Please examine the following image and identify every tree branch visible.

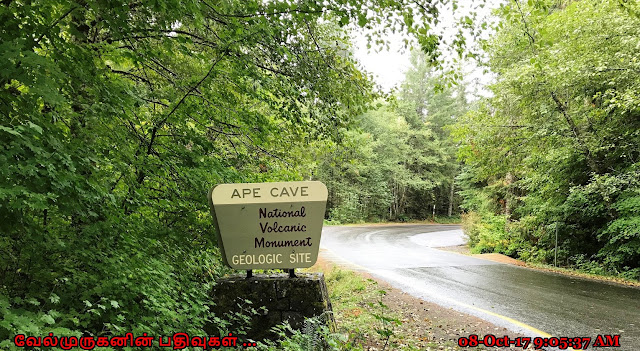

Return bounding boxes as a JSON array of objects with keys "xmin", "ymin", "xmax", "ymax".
[
  {"xmin": 145, "ymin": 51, "xmax": 228, "ymax": 158},
  {"xmin": 36, "ymin": 5, "xmax": 79, "ymax": 43},
  {"xmin": 108, "ymin": 67, "xmax": 153, "ymax": 86},
  {"xmin": 550, "ymin": 91, "xmax": 599, "ymax": 173},
  {"xmin": 514, "ymin": 0, "xmax": 536, "ymax": 46}
]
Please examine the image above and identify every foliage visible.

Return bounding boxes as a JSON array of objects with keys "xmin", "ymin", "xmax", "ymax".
[
  {"xmin": 255, "ymin": 266, "xmax": 382, "ymax": 351},
  {"xmin": 317, "ymin": 51, "xmax": 469, "ymax": 223},
  {"xmin": 431, "ymin": 215, "xmax": 462, "ymax": 224},
  {"xmin": 323, "ymin": 267, "xmax": 378, "ymax": 348},
  {"xmin": 269, "ymin": 266, "xmax": 403, "ymax": 351},
  {"xmin": 453, "ymin": 0, "xmax": 640, "ymax": 279},
  {"xmin": 3, "ymin": 0, "xmax": 466, "ymax": 345},
  {"xmin": 257, "ymin": 314, "xmax": 351, "ymax": 351},
  {"xmin": 367, "ymin": 289, "xmax": 401, "ymax": 351}
]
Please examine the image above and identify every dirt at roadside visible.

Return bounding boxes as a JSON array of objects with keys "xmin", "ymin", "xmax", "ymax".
[
  {"xmin": 438, "ymin": 245, "xmax": 526, "ymax": 267},
  {"xmin": 310, "ymin": 254, "xmax": 530, "ymax": 350}
]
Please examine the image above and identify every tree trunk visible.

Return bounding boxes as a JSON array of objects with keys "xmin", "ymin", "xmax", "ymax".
[
  {"xmin": 550, "ymin": 91, "xmax": 599, "ymax": 174},
  {"xmin": 447, "ymin": 178, "xmax": 455, "ymax": 217}
]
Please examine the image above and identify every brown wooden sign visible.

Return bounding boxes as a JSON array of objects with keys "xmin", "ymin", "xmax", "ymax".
[{"xmin": 208, "ymin": 181, "xmax": 328, "ymax": 269}]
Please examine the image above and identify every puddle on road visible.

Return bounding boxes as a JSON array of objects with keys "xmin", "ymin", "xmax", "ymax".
[{"xmin": 408, "ymin": 229, "xmax": 466, "ymax": 247}]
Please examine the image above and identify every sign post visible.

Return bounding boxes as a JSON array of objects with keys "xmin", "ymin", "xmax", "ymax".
[{"xmin": 208, "ymin": 181, "xmax": 328, "ymax": 273}]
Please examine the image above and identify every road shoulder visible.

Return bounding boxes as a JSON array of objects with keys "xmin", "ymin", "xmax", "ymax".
[{"xmin": 309, "ymin": 255, "xmax": 528, "ymax": 350}]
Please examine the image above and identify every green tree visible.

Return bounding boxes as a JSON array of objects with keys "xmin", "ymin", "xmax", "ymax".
[
  {"xmin": 453, "ymin": 0, "xmax": 640, "ymax": 278},
  {"xmin": 316, "ymin": 48, "xmax": 470, "ymax": 223},
  {"xmin": 317, "ymin": 95, "xmax": 464, "ymax": 222},
  {"xmin": 0, "ymin": 0, "xmax": 499, "ymax": 345},
  {"xmin": 0, "ymin": 0, "xmax": 454, "ymax": 345},
  {"xmin": 398, "ymin": 50, "xmax": 468, "ymax": 217}
]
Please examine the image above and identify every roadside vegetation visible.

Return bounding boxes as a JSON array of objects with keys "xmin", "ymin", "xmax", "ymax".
[
  {"xmin": 452, "ymin": 1, "xmax": 640, "ymax": 281},
  {"xmin": 316, "ymin": 50, "xmax": 468, "ymax": 225},
  {"xmin": 0, "ymin": 0, "xmax": 460, "ymax": 346},
  {"xmin": 256, "ymin": 267, "xmax": 404, "ymax": 351},
  {"xmin": 263, "ymin": 265, "xmax": 512, "ymax": 351},
  {"xmin": 2, "ymin": 0, "xmax": 638, "ymax": 350},
  {"xmin": 324, "ymin": 215, "xmax": 462, "ymax": 226},
  {"xmin": 319, "ymin": 0, "xmax": 640, "ymax": 282}
]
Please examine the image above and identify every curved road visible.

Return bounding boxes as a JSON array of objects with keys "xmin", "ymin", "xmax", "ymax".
[{"xmin": 320, "ymin": 224, "xmax": 640, "ymax": 350}]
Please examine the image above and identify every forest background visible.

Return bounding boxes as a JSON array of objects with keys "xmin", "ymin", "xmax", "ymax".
[{"xmin": 1, "ymin": 0, "xmax": 639, "ymax": 348}]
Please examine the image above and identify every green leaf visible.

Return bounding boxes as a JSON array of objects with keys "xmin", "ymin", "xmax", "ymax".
[
  {"xmin": 41, "ymin": 315, "xmax": 55, "ymax": 324},
  {"xmin": 358, "ymin": 14, "xmax": 368, "ymax": 27},
  {"xmin": 49, "ymin": 294, "xmax": 60, "ymax": 304},
  {"xmin": 28, "ymin": 122, "xmax": 43, "ymax": 134},
  {"xmin": 0, "ymin": 125, "xmax": 21, "ymax": 136}
]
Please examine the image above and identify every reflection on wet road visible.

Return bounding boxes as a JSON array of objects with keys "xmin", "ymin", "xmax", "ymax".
[{"xmin": 320, "ymin": 225, "xmax": 640, "ymax": 349}]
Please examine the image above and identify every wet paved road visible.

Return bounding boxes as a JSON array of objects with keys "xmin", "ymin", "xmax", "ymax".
[{"xmin": 320, "ymin": 225, "xmax": 640, "ymax": 350}]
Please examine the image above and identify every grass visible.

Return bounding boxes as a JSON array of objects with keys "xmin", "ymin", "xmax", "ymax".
[
  {"xmin": 322, "ymin": 267, "xmax": 382, "ymax": 347},
  {"xmin": 298, "ymin": 265, "xmax": 410, "ymax": 350},
  {"xmin": 324, "ymin": 216, "xmax": 462, "ymax": 226},
  {"xmin": 521, "ymin": 262, "xmax": 640, "ymax": 287},
  {"xmin": 311, "ymin": 265, "xmax": 488, "ymax": 351}
]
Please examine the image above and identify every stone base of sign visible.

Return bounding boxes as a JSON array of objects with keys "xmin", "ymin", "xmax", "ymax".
[{"xmin": 208, "ymin": 272, "xmax": 334, "ymax": 341}]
